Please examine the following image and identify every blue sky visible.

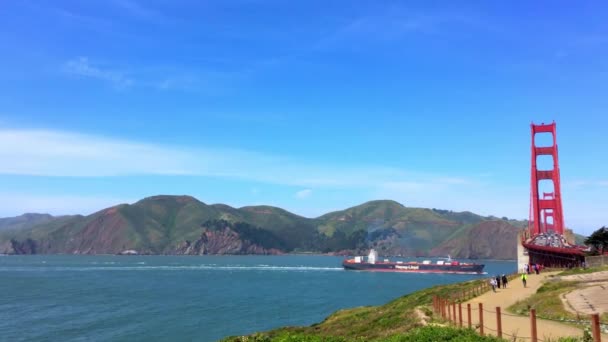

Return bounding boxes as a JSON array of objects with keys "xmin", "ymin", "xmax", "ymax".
[{"xmin": 1, "ymin": 1, "xmax": 607, "ymax": 235}]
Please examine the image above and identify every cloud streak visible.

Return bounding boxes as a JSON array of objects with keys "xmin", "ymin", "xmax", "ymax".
[
  {"xmin": 314, "ymin": 7, "xmax": 493, "ymax": 51},
  {"xmin": 63, "ymin": 57, "xmax": 134, "ymax": 89},
  {"xmin": 295, "ymin": 189, "xmax": 312, "ymax": 199},
  {"xmin": 0, "ymin": 193, "xmax": 135, "ymax": 217},
  {"xmin": 1, "ymin": 128, "xmax": 604, "ymax": 233},
  {"xmin": 62, "ymin": 57, "xmax": 247, "ymax": 93},
  {"xmin": 112, "ymin": 0, "xmax": 176, "ymax": 24},
  {"xmin": 0, "ymin": 128, "xmax": 475, "ymax": 190}
]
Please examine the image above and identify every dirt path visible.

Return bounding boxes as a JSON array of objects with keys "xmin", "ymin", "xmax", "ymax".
[{"xmin": 462, "ymin": 272, "xmax": 608, "ymax": 341}]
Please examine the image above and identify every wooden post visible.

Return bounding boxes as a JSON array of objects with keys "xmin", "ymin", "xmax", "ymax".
[
  {"xmin": 530, "ymin": 309, "xmax": 537, "ymax": 342},
  {"xmin": 496, "ymin": 307, "xmax": 502, "ymax": 338},
  {"xmin": 437, "ymin": 296, "xmax": 440, "ymax": 314},
  {"xmin": 479, "ymin": 303, "xmax": 484, "ymax": 336},
  {"xmin": 452, "ymin": 302, "xmax": 456, "ymax": 324},
  {"xmin": 467, "ymin": 303, "xmax": 472, "ymax": 329},
  {"xmin": 448, "ymin": 300, "xmax": 452, "ymax": 321},
  {"xmin": 441, "ymin": 298, "xmax": 445, "ymax": 318},
  {"xmin": 437, "ymin": 297, "xmax": 440, "ymax": 315},
  {"xmin": 591, "ymin": 313, "xmax": 601, "ymax": 342},
  {"xmin": 458, "ymin": 303, "xmax": 463, "ymax": 327},
  {"xmin": 436, "ymin": 296, "xmax": 440, "ymax": 314},
  {"xmin": 438, "ymin": 298, "xmax": 441, "ymax": 317}
]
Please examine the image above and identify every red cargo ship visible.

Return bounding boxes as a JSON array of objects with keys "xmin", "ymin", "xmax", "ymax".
[{"xmin": 342, "ymin": 249, "xmax": 485, "ymax": 274}]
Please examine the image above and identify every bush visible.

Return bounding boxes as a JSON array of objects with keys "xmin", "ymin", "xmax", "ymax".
[{"xmin": 383, "ymin": 326, "xmax": 504, "ymax": 341}]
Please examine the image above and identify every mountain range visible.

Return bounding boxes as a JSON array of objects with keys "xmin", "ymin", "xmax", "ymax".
[{"xmin": 0, "ymin": 195, "xmax": 565, "ymax": 259}]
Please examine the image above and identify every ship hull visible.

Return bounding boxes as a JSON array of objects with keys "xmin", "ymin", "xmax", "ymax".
[{"xmin": 342, "ymin": 261, "xmax": 484, "ymax": 274}]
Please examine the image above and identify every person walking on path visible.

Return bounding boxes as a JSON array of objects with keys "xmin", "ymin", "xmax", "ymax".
[
  {"xmin": 521, "ymin": 273, "xmax": 528, "ymax": 288},
  {"xmin": 501, "ymin": 274, "xmax": 508, "ymax": 288},
  {"xmin": 463, "ymin": 271, "xmax": 608, "ymax": 341},
  {"xmin": 496, "ymin": 275, "xmax": 501, "ymax": 289},
  {"xmin": 534, "ymin": 263, "xmax": 539, "ymax": 275},
  {"xmin": 490, "ymin": 278, "xmax": 497, "ymax": 292}
]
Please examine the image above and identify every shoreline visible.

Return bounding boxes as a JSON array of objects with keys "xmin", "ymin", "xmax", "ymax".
[
  {"xmin": 0, "ymin": 252, "xmax": 518, "ymax": 261},
  {"xmin": 223, "ymin": 266, "xmax": 608, "ymax": 341}
]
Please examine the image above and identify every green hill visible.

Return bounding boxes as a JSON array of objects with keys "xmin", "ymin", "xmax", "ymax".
[
  {"xmin": 0, "ymin": 213, "xmax": 58, "ymax": 231},
  {"xmin": 0, "ymin": 196, "xmax": 537, "ymax": 259}
]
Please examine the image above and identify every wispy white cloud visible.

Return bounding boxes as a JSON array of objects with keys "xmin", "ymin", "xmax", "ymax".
[
  {"xmin": 0, "ymin": 129, "xmax": 197, "ymax": 176},
  {"xmin": 113, "ymin": 0, "xmax": 156, "ymax": 18},
  {"xmin": 62, "ymin": 57, "xmax": 246, "ymax": 93},
  {"xmin": 564, "ymin": 180, "xmax": 608, "ymax": 189},
  {"xmin": 63, "ymin": 57, "xmax": 134, "ymax": 89},
  {"xmin": 0, "ymin": 128, "xmax": 475, "ymax": 191},
  {"xmin": 1, "ymin": 127, "xmax": 605, "ymax": 232},
  {"xmin": 314, "ymin": 7, "xmax": 493, "ymax": 50},
  {"xmin": 437, "ymin": 177, "xmax": 470, "ymax": 185},
  {"xmin": 563, "ymin": 180, "xmax": 590, "ymax": 189},
  {"xmin": 112, "ymin": 0, "xmax": 174, "ymax": 24},
  {"xmin": 0, "ymin": 193, "xmax": 135, "ymax": 217},
  {"xmin": 295, "ymin": 189, "xmax": 312, "ymax": 199}
]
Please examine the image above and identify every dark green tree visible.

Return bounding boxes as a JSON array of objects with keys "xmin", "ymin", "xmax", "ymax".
[{"xmin": 584, "ymin": 226, "xmax": 608, "ymax": 255}]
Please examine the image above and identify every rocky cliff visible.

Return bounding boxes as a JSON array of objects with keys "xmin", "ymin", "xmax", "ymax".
[
  {"xmin": 430, "ymin": 221, "xmax": 520, "ymax": 259},
  {"xmin": 173, "ymin": 227, "xmax": 282, "ymax": 255}
]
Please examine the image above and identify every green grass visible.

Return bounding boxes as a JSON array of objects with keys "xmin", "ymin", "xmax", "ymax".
[
  {"xmin": 224, "ymin": 317, "xmax": 591, "ymax": 341},
  {"xmin": 508, "ymin": 280, "xmax": 579, "ymax": 321},
  {"xmin": 224, "ymin": 326, "xmax": 507, "ymax": 342},
  {"xmin": 556, "ymin": 265, "xmax": 608, "ymax": 276},
  {"xmin": 222, "ymin": 278, "xmax": 497, "ymax": 341},
  {"xmin": 225, "ymin": 268, "xmax": 608, "ymax": 342},
  {"xmin": 509, "ymin": 267, "xmax": 608, "ymax": 324}
]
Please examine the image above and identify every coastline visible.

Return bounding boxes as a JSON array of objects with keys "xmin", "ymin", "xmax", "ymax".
[
  {"xmin": 222, "ymin": 266, "xmax": 607, "ymax": 341},
  {"xmin": 0, "ymin": 251, "xmax": 518, "ymax": 261}
]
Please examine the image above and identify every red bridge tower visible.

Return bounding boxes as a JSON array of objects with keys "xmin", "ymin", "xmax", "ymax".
[{"xmin": 529, "ymin": 122, "xmax": 565, "ymax": 236}]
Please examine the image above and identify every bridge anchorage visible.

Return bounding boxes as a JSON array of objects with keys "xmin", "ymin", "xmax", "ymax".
[{"xmin": 518, "ymin": 122, "xmax": 589, "ymax": 269}]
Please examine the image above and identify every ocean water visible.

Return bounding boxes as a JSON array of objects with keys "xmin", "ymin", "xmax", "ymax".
[{"xmin": 1, "ymin": 255, "xmax": 516, "ymax": 341}]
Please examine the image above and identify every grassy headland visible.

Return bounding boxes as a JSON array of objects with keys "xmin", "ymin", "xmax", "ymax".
[
  {"xmin": 223, "ymin": 267, "xmax": 608, "ymax": 342},
  {"xmin": 221, "ymin": 277, "xmax": 500, "ymax": 341}
]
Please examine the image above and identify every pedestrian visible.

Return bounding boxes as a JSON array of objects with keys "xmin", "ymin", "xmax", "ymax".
[
  {"xmin": 521, "ymin": 273, "xmax": 527, "ymax": 288},
  {"xmin": 501, "ymin": 274, "xmax": 508, "ymax": 289},
  {"xmin": 490, "ymin": 278, "xmax": 497, "ymax": 292},
  {"xmin": 534, "ymin": 264, "xmax": 539, "ymax": 275},
  {"xmin": 496, "ymin": 275, "xmax": 501, "ymax": 289},
  {"xmin": 525, "ymin": 264, "xmax": 530, "ymax": 274}
]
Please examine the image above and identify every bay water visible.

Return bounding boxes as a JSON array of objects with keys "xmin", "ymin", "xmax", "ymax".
[{"xmin": 1, "ymin": 255, "xmax": 516, "ymax": 341}]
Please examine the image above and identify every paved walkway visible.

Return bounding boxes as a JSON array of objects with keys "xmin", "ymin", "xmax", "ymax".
[
  {"xmin": 561, "ymin": 271, "xmax": 608, "ymax": 316},
  {"xmin": 461, "ymin": 272, "xmax": 608, "ymax": 341}
]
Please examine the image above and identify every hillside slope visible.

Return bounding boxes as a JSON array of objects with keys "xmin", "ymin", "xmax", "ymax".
[
  {"xmin": 0, "ymin": 196, "xmax": 528, "ymax": 259},
  {"xmin": 0, "ymin": 213, "xmax": 57, "ymax": 231}
]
